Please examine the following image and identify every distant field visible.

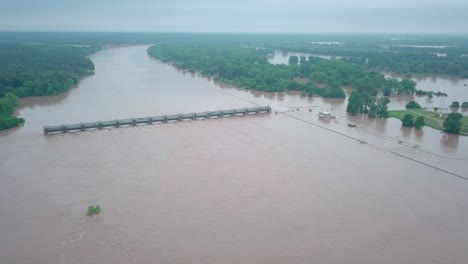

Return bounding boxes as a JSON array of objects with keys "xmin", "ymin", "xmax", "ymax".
[{"xmin": 388, "ymin": 109, "xmax": 468, "ymax": 136}]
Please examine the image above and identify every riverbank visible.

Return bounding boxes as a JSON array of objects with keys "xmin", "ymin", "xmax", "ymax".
[
  {"xmin": 388, "ymin": 109, "xmax": 468, "ymax": 136},
  {"xmin": 0, "ymin": 43, "xmax": 96, "ymax": 130}
]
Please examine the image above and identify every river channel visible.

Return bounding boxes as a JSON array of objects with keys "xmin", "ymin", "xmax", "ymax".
[{"xmin": 1, "ymin": 46, "xmax": 467, "ymax": 264}]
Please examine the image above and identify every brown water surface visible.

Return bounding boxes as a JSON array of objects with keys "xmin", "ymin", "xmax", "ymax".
[{"xmin": 1, "ymin": 46, "xmax": 468, "ymax": 264}]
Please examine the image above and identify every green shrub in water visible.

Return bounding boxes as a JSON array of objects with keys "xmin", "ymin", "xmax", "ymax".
[{"xmin": 87, "ymin": 205, "xmax": 101, "ymax": 217}]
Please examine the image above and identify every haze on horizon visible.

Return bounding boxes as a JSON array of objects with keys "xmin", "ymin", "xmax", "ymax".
[{"xmin": 1, "ymin": 0, "xmax": 468, "ymax": 34}]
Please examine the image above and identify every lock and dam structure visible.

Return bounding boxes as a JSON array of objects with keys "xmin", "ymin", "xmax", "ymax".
[{"xmin": 43, "ymin": 106, "xmax": 271, "ymax": 135}]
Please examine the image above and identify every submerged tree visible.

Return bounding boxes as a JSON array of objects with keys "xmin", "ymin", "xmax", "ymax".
[
  {"xmin": 398, "ymin": 79, "xmax": 417, "ymax": 94},
  {"xmin": 346, "ymin": 91, "xmax": 362, "ymax": 115},
  {"xmin": 450, "ymin": 101, "xmax": 460, "ymax": 108},
  {"xmin": 367, "ymin": 102, "xmax": 377, "ymax": 118},
  {"xmin": 443, "ymin": 113, "xmax": 463, "ymax": 134},
  {"xmin": 405, "ymin": 101, "xmax": 421, "ymax": 109},
  {"xmin": 401, "ymin": 114, "xmax": 414, "ymax": 127},
  {"xmin": 0, "ymin": 93, "xmax": 25, "ymax": 130},
  {"xmin": 288, "ymin": 56, "xmax": 299, "ymax": 65},
  {"xmin": 367, "ymin": 95, "xmax": 389, "ymax": 119},
  {"xmin": 414, "ymin": 116, "xmax": 426, "ymax": 129},
  {"xmin": 87, "ymin": 205, "xmax": 102, "ymax": 217},
  {"xmin": 375, "ymin": 97, "xmax": 390, "ymax": 118},
  {"xmin": 323, "ymin": 81, "xmax": 346, "ymax": 98},
  {"xmin": 382, "ymin": 86, "xmax": 393, "ymax": 96}
]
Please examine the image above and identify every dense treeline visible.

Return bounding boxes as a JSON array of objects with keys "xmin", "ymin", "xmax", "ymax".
[
  {"xmin": 147, "ymin": 44, "xmax": 414, "ymax": 102},
  {"xmin": 148, "ymin": 44, "xmax": 290, "ymax": 92},
  {"xmin": 0, "ymin": 43, "xmax": 95, "ymax": 130},
  {"xmin": 267, "ymin": 44, "xmax": 468, "ymax": 77},
  {"xmin": 3, "ymin": 32, "xmax": 468, "ymax": 77},
  {"xmin": 364, "ymin": 53, "xmax": 468, "ymax": 77},
  {"xmin": 0, "ymin": 43, "xmax": 95, "ymax": 97},
  {"xmin": 0, "ymin": 93, "xmax": 24, "ymax": 129}
]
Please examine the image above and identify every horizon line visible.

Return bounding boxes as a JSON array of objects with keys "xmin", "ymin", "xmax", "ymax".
[{"xmin": 1, "ymin": 30, "xmax": 468, "ymax": 36}]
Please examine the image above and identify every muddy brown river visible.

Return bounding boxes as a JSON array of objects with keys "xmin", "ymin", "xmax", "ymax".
[{"xmin": 1, "ymin": 46, "xmax": 468, "ymax": 264}]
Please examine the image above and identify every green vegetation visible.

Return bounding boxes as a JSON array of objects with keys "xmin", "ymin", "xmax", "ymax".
[
  {"xmin": 87, "ymin": 205, "xmax": 101, "ymax": 217},
  {"xmin": 380, "ymin": 77, "xmax": 416, "ymax": 96},
  {"xmin": 462, "ymin": 102, "xmax": 468, "ymax": 108},
  {"xmin": 365, "ymin": 53, "xmax": 468, "ymax": 77},
  {"xmin": 443, "ymin": 113, "xmax": 463, "ymax": 134},
  {"xmin": 322, "ymin": 82, "xmax": 346, "ymax": 98},
  {"xmin": 0, "ymin": 43, "xmax": 95, "ymax": 98},
  {"xmin": 1, "ymin": 33, "xmax": 465, "ymax": 133},
  {"xmin": 147, "ymin": 44, "xmax": 413, "ymax": 101},
  {"xmin": 406, "ymin": 101, "xmax": 422, "ymax": 109},
  {"xmin": 450, "ymin": 101, "xmax": 460, "ymax": 108},
  {"xmin": 401, "ymin": 114, "xmax": 415, "ymax": 127},
  {"xmin": 265, "ymin": 41, "xmax": 468, "ymax": 78},
  {"xmin": 414, "ymin": 116, "xmax": 426, "ymax": 130},
  {"xmin": 415, "ymin": 90, "xmax": 448, "ymax": 98},
  {"xmin": 390, "ymin": 110, "xmax": 442, "ymax": 130},
  {"xmin": 149, "ymin": 44, "xmax": 288, "ymax": 92},
  {"xmin": 389, "ymin": 109, "xmax": 468, "ymax": 135},
  {"xmin": 367, "ymin": 97, "xmax": 390, "ymax": 118},
  {"xmin": 0, "ymin": 43, "xmax": 95, "ymax": 130},
  {"xmin": 346, "ymin": 91, "xmax": 362, "ymax": 115},
  {"xmin": 3, "ymin": 32, "xmax": 468, "ymax": 78},
  {"xmin": 288, "ymin": 56, "xmax": 299, "ymax": 65},
  {"xmin": 0, "ymin": 93, "xmax": 24, "ymax": 129},
  {"xmin": 375, "ymin": 97, "xmax": 390, "ymax": 118},
  {"xmin": 400, "ymin": 113, "xmax": 430, "ymax": 131}
]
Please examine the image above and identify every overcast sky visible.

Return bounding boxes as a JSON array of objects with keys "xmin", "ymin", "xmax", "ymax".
[{"xmin": 1, "ymin": 0, "xmax": 468, "ymax": 33}]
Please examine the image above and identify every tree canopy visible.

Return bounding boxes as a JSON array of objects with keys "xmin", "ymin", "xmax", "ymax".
[
  {"xmin": 414, "ymin": 116, "xmax": 426, "ymax": 130},
  {"xmin": 443, "ymin": 113, "xmax": 463, "ymax": 134},
  {"xmin": 0, "ymin": 43, "xmax": 95, "ymax": 130},
  {"xmin": 406, "ymin": 101, "xmax": 422, "ymax": 109},
  {"xmin": 450, "ymin": 101, "xmax": 460, "ymax": 108},
  {"xmin": 401, "ymin": 114, "xmax": 415, "ymax": 127},
  {"xmin": 148, "ymin": 44, "xmax": 414, "ymax": 101},
  {"xmin": 264, "ymin": 41, "xmax": 468, "ymax": 78},
  {"xmin": 0, "ymin": 93, "xmax": 24, "ymax": 130}
]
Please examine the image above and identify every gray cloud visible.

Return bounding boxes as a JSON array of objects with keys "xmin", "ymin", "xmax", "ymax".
[{"xmin": 1, "ymin": 0, "xmax": 467, "ymax": 33}]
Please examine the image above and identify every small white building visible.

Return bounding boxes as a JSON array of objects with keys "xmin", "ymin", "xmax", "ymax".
[{"xmin": 318, "ymin": 111, "xmax": 336, "ymax": 119}]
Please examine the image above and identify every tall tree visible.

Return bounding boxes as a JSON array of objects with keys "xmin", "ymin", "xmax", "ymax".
[
  {"xmin": 401, "ymin": 114, "xmax": 414, "ymax": 127},
  {"xmin": 414, "ymin": 116, "xmax": 425, "ymax": 129},
  {"xmin": 375, "ymin": 97, "xmax": 390, "ymax": 118},
  {"xmin": 443, "ymin": 113, "xmax": 463, "ymax": 134},
  {"xmin": 288, "ymin": 56, "xmax": 299, "ymax": 65},
  {"xmin": 346, "ymin": 91, "xmax": 362, "ymax": 115},
  {"xmin": 450, "ymin": 101, "xmax": 460, "ymax": 108}
]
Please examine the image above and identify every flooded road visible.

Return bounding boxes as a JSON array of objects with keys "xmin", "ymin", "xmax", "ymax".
[{"xmin": 1, "ymin": 46, "xmax": 468, "ymax": 264}]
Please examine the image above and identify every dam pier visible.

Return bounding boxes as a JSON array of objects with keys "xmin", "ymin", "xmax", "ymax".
[{"xmin": 43, "ymin": 106, "xmax": 271, "ymax": 135}]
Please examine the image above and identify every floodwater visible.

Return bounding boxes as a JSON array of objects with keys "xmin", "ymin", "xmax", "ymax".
[
  {"xmin": 430, "ymin": 52, "xmax": 447, "ymax": 57},
  {"xmin": 384, "ymin": 72, "xmax": 468, "ymax": 112},
  {"xmin": 268, "ymin": 50, "xmax": 343, "ymax": 64},
  {"xmin": 308, "ymin": 41, "xmax": 343, "ymax": 45},
  {"xmin": 397, "ymin": 45, "xmax": 452, "ymax": 49},
  {"xmin": 1, "ymin": 46, "xmax": 468, "ymax": 264},
  {"xmin": 269, "ymin": 51, "xmax": 468, "ymax": 112}
]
